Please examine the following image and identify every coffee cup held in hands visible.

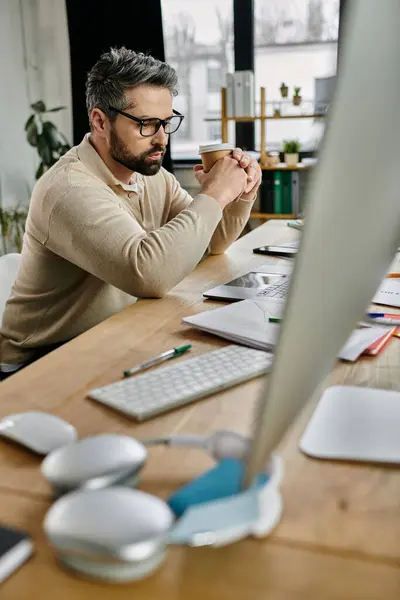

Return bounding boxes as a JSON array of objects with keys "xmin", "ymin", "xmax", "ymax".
[{"xmin": 199, "ymin": 143, "xmax": 235, "ymax": 173}]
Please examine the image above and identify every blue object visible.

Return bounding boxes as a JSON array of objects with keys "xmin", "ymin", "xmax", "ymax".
[
  {"xmin": 367, "ymin": 313, "xmax": 385, "ymax": 317},
  {"xmin": 167, "ymin": 458, "xmax": 269, "ymax": 518},
  {"xmin": 168, "ymin": 483, "xmax": 261, "ymax": 545}
]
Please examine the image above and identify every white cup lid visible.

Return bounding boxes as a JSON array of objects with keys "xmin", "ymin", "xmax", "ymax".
[{"xmin": 199, "ymin": 143, "xmax": 235, "ymax": 154}]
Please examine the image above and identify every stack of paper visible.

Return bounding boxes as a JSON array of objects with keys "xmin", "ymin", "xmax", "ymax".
[{"xmin": 182, "ymin": 298, "xmax": 392, "ymax": 362}]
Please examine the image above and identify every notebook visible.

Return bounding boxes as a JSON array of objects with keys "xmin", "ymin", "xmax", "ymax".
[
  {"xmin": 363, "ymin": 327, "xmax": 396, "ymax": 355},
  {"xmin": 372, "ymin": 279, "xmax": 400, "ymax": 308}
]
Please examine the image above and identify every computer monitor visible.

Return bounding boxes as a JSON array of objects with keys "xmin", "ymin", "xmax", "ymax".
[{"xmin": 244, "ymin": 0, "xmax": 400, "ymax": 486}]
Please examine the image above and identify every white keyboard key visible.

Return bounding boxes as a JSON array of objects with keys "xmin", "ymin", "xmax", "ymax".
[{"xmin": 88, "ymin": 345, "xmax": 273, "ymax": 421}]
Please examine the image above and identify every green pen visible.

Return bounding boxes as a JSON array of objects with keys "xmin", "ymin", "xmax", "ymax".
[
  {"xmin": 268, "ymin": 317, "xmax": 282, "ymax": 324},
  {"xmin": 123, "ymin": 344, "xmax": 192, "ymax": 378}
]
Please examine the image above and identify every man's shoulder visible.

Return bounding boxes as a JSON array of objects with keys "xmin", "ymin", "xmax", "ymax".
[{"xmin": 32, "ymin": 150, "xmax": 110, "ymax": 205}]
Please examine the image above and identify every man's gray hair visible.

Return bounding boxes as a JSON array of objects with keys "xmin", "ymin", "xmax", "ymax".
[{"xmin": 86, "ymin": 47, "xmax": 178, "ymax": 120}]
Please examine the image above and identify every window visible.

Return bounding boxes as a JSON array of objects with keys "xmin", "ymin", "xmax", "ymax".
[
  {"xmin": 162, "ymin": 0, "xmax": 234, "ymax": 160},
  {"xmin": 255, "ymin": 0, "xmax": 339, "ymax": 152},
  {"xmin": 207, "ymin": 60, "xmax": 223, "ymax": 93}
]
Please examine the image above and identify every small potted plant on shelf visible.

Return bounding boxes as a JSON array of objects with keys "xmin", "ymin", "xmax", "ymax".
[
  {"xmin": 273, "ymin": 105, "xmax": 281, "ymax": 117},
  {"xmin": 293, "ymin": 87, "xmax": 302, "ymax": 106},
  {"xmin": 280, "ymin": 82, "xmax": 288, "ymax": 98},
  {"xmin": 282, "ymin": 139, "xmax": 301, "ymax": 166}
]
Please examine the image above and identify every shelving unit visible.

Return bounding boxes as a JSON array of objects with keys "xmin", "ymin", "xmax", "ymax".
[{"xmin": 214, "ymin": 87, "xmax": 322, "ymax": 220}]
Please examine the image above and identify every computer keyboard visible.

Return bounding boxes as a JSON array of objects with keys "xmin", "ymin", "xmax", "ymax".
[
  {"xmin": 255, "ymin": 277, "xmax": 291, "ymax": 299},
  {"xmin": 88, "ymin": 345, "xmax": 273, "ymax": 421}
]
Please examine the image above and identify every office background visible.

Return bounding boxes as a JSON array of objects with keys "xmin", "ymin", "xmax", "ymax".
[{"xmin": 0, "ymin": 0, "xmax": 347, "ymax": 227}]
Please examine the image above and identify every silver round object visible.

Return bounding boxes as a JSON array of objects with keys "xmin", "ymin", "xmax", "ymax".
[
  {"xmin": 44, "ymin": 487, "xmax": 174, "ymax": 582},
  {"xmin": 41, "ymin": 434, "xmax": 147, "ymax": 495}
]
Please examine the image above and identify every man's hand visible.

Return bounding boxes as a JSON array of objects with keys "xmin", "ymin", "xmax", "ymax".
[
  {"xmin": 194, "ymin": 148, "xmax": 262, "ymax": 208},
  {"xmin": 194, "ymin": 156, "xmax": 248, "ymax": 209},
  {"xmin": 231, "ymin": 148, "xmax": 262, "ymax": 202}
]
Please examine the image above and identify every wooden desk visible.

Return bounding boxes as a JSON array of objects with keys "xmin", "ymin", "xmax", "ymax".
[
  {"xmin": 1, "ymin": 220, "xmax": 400, "ymax": 598},
  {"xmin": 1, "ymin": 489, "xmax": 400, "ymax": 600}
]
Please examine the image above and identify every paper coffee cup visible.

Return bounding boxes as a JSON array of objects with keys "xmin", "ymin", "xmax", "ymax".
[{"xmin": 199, "ymin": 143, "xmax": 235, "ymax": 172}]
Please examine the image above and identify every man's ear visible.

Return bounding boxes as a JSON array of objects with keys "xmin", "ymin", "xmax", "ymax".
[{"xmin": 90, "ymin": 108, "xmax": 109, "ymax": 137}]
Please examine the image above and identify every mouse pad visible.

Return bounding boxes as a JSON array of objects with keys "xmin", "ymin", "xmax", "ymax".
[{"xmin": 300, "ymin": 385, "xmax": 400, "ymax": 463}]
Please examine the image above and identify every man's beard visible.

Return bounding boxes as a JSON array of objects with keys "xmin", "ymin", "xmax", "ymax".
[{"xmin": 110, "ymin": 127, "xmax": 165, "ymax": 176}]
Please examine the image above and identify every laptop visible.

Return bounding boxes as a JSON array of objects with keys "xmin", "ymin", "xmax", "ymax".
[{"xmin": 203, "ymin": 264, "xmax": 293, "ymax": 302}]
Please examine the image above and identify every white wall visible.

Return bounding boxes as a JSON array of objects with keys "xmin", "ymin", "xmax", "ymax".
[
  {"xmin": 254, "ymin": 42, "xmax": 337, "ymax": 149},
  {"xmin": 0, "ymin": 0, "xmax": 72, "ymax": 208}
]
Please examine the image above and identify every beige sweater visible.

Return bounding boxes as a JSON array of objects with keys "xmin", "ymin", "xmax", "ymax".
[{"xmin": 0, "ymin": 135, "xmax": 253, "ymax": 366}]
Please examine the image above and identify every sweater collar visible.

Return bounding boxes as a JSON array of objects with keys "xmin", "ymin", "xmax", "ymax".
[{"xmin": 77, "ymin": 134, "xmax": 141, "ymax": 192}]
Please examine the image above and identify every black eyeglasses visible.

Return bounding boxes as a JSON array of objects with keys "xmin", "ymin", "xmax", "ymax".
[{"xmin": 108, "ymin": 107, "xmax": 184, "ymax": 137}]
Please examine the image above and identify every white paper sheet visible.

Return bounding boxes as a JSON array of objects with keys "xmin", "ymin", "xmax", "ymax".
[{"xmin": 183, "ymin": 299, "xmax": 390, "ymax": 362}]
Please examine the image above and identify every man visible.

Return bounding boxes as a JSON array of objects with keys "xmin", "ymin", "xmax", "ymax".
[{"xmin": 0, "ymin": 47, "xmax": 261, "ymax": 379}]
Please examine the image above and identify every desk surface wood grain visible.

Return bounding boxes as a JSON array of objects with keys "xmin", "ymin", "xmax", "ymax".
[
  {"xmin": 1, "ymin": 489, "xmax": 400, "ymax": 600},
  {"xmin": 1, "ymin": 220, "xmax": 400, "ymax": 598}
]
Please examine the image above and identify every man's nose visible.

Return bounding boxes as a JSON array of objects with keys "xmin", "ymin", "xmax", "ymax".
[{"xmin": 153, "ymin": 125, "xmax": 169, "ymax": 146}]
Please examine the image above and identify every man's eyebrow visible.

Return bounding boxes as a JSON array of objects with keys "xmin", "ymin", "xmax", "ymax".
[{"xmin": 138, "ymin": 114, "xmax": 174, "ymax": 119}]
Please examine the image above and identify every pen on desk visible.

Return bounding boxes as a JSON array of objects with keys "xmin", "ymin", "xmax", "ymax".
[
  {"xmin": 368, "ymin": 318, "xmax": 400, "ymax": 325},
  {"xmin": 123, "ymin": 344, "xmax": 192, "ymax": 378},
  {"xmin": 268, "ymin": 317, "xmax": 282, "ymax": 324},
  {"xmin": 367, "ymin": 313, "xmax": 400, "ymax": 325},
  {"xmin": 387, "ymin": 273, "xmax": 400, "ymax": 278}
]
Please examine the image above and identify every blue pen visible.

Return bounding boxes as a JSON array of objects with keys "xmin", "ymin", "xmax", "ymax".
[{"xmin": 367, "ymin": 313, "xmax": 386, "ymax": 318}]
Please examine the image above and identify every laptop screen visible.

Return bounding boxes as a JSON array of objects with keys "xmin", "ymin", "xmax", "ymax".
[{"xmin": 224, "ymin": 273, "xmax": 285, "ymax": 289}]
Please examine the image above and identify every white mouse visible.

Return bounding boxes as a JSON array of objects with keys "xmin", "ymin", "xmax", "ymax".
[{"xmin": 0, "ymin": 411, "xmax": 77, "ymax": 455}]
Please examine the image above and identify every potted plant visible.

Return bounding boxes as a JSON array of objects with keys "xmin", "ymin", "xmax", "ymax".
[
  {"xmin": 282, "ymin": 140, "xmax": 301, "ymax": 166},
  {"xmin": 293, "ymin": 87, "xmax": 302, "ymax": 106},
  {"xmin": 0, "ymin": 198, "xmax": 28, "ymax": 255},
  {"xmin": 280, "ymin": 82, "xmax": 288, "ymax": 98},
  {"xmin": 25, "ymin": 101, "xmax": 71, "ymax": 180},
  {"xmin": 273, "ymin": 106, "xmax": 281, "ymax": 117},
  {"xmin": 0, "ymin": 102, "xmax": 71, "ymax": 255}
]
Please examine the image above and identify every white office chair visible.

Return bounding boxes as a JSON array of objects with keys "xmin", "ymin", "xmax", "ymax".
[{"xmin": 0, "ymin": 253, "xmax": 21, "ymax": 326}]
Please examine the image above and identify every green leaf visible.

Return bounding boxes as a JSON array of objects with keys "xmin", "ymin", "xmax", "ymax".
[
  {"xmin": 26, "ymin": 119, "xmax": 38, "ymax": 147},
  {"xmin": 42, "ymin": 121, "xmax": 60, "ymax": 150},
  {"xmin": 0, "ymin": 208, "xmax": 27, "ymax": 253},
  {"xmin": 0, "ymin": 209, "xmax": 10, "ymax": 238},
  {"xmin": 24, "ymin": 114, "xmax": 35, "ymax": 131},
  {"xmin": 37, "ymin": 136, "xmax": 52, "ymax": 165},
  {"xmin": 24, "ymin": 100, "xmax": 70, "ymax": 182},
  {"xmin": 31, "ymin": 100, "xmax": 46, "ymax": 113},
  {"xmin": 59, "ymin": 144, "xmax": 70, "ymax": 157},
  {"xmin": 282, "ymin": 139, "xmax": 301, "ymax": 153},
  {"xmin": 35, "ymin": 162, "xmax": 46, "ymax": 180}
]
